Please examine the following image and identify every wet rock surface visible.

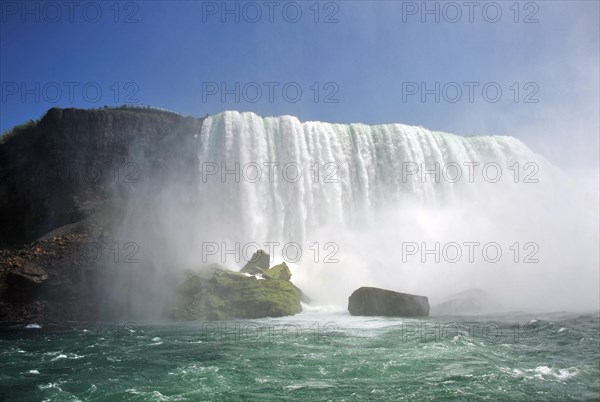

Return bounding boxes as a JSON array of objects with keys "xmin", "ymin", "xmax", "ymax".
[{"xmin": 348, "ymin": 287, "xmax": 429, "ymax": 317}]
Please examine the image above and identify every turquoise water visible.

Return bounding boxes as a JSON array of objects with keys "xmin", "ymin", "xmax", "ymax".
[{"xmin": 1, "ymin": 311, "xmax": 598, "ymax": 401}]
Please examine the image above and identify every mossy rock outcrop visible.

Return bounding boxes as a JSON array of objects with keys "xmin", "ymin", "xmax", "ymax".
[
  {"xmin": 263, "ymin": 262, "xmax": 292, "ymax": 281},
  {"xmin": 171, "ymin": 260, "xmax": 303, "ymax": 320},
  {"xmin": 262, "ymin": 262, "xmax": 310, "ymax": 303},
  {"xmin": 348, "ymin": 287, "xmax": 429, "ymax": 317}
]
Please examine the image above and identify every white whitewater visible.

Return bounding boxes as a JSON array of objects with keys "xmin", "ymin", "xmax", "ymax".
[{"xmin": 197, "ymin": 111, "xmax": 543, "ymax": 245}]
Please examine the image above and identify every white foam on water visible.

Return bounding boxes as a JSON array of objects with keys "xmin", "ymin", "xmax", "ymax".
[{"xmin": 500, "ymin": 366, "xmax": 579, "ymax": 381}]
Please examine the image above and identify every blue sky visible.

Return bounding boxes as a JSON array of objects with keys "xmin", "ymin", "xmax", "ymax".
[{"xmin": 1, "ymin": 1, "xmax": 598, "ymax": 167}]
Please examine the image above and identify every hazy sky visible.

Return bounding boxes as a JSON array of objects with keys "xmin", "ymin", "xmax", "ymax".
[{"xmin": 1, "ymin": 1, "xmax": 598, "ymax": 167}]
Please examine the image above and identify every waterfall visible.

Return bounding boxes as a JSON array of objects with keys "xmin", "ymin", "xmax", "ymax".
[
  {"xmin": 196, "ymin": 111, "xmax": 545, "ymax": 245},
  {"xmin": 110, "ymin": 110, "xmax": 598, "ymax": 317}
]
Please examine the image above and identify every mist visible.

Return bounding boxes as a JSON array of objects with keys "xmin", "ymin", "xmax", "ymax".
[{"xmin": 101, "ymin": 111, "xmax": 599, "ymax": 318}]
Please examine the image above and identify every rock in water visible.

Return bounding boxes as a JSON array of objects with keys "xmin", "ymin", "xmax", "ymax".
[
  {"xmin": 172, "ymin": 263, "xmax": 303, "ymax": 320},
  {"xmin": 348, "ymin": 287, "xmax": 429, "ymax": 317}
]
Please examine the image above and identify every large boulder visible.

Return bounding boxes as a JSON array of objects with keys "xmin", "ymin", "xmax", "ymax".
[
  {"xmin": 171, "ymin": 262, "xmax": 303, "ymax": 320},
  {"xmin": 348, "ymin": 287, "xmax": 429, "ymax": 317}
]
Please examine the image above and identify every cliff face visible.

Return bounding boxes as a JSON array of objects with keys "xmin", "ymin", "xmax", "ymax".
[
  {"xmin": 0, "ymin": 107, "xmax": 204, "ymax": 322},
  {"xmin": 0, "ymin": 107, "xmax": 203, "ymax": 249}
]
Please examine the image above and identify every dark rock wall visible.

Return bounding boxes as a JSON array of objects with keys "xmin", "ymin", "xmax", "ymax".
[{"xmin": 0, "ymin": 107, "xmax": 204, "ymax": 249}]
